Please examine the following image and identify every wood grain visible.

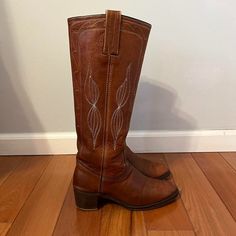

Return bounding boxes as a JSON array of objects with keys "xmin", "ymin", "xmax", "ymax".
[
  {"xmin": 7, "ymin": 156, "xmax": 75, "ymax": 236},
  {"xmin": 100, "ymin": 204, "xmax": 131, "ymax": 236},
  {"xmin": 193, "ymin": 152, "xmax": 236, "ymax": 220},
  {"xmin": 132, "ymin": 212, "xmax": 147, "ymax": 236},
  {"xmin": 0, "ymin": 157, "xmax": 50, "ymax": 223},
  {"xmin": 0, "ymin": 157, "xmax": 23, "ymax": 186},
  {"xmin": 220, "ymin": 152, "xmax": 236, "ymax": 170},
  {"xmin": 53, "ymin": 183, "xmax": 101, "ymax": 236},
  {"xmin": 165, "ymin": 153, "xmax": 236, "ymax": 235},
  {"xmin": 148, "ymin": 230, "xmax": 195, "ymax": 236},
  {"xmin": 0, "ymin": 223, "xmax": 10, "ymax": 236},
  {"xmin": 144, "ymin": 198, "xmax": 193, "ymax": 231}
]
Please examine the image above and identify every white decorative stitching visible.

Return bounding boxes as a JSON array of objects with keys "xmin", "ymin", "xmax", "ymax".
[
  {"xmin": 85, "ymin": 65, "xmax": 101, "ymax": 149},
  {"xmin": 111, "ymin": 64, "xmax": 131, "ymax": 150}
]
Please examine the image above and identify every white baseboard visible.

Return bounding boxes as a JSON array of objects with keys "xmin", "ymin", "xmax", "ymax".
[{"xmin": 0, "ymin": 130, "xmax": 236, "ymax": 155}]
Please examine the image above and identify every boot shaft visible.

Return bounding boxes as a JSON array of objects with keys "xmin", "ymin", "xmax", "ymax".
[{"xmin": 68, "ymin": 10, "xmax": 151, "ymax": 176}]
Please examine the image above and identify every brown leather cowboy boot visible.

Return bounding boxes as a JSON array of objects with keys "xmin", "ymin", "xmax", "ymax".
[
  {"xmin": 68, "ymin": 10, "xmax": 179, "ymax": 210},
  {"xmin": 68, "ymin": 11, "xmax": 171, "ymax": 180}
]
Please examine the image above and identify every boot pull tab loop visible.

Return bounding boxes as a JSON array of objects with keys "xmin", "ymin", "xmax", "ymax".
[{"xmin": 103, "ymin": 10, "xmax": 121, "ymax": 55}]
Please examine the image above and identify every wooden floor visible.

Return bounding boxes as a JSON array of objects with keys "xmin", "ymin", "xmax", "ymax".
[{"xmin": 0, "ymin": 153, "xmax": 236, "ymax": 235}]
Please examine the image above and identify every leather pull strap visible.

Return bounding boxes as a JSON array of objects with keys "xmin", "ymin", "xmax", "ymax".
[{"xmin": 103, "ymin": 10, "xmax": 121, "ymax": 55}]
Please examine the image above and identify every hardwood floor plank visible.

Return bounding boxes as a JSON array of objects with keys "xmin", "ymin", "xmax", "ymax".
[
  {"xmin": 193, "ymin": 152, "xmax": 236, "ymax": 220},
  {"xmin": 144, "ymin": 198, "xmax": 193, "ymax": 231},
  {"xmin": 220, "ymin": 152, "xmax": 236, "ymax": 170},
  {"xmin": 7, "ymin": 156, "xmax": 75, "ymax": 236},
  {"xmin": 100, "ymin": 204, "xmax": 131, "ymax": 236},
  {"xmin": 53, "ymin": 183, "xmax": 101, "ymax": 236},
  {"xmin": 0, "ymin": 223, "xmax": 10, "ymax": 236},
  {"xmin": 165, "ymin": 153, "xmax": 236, "ymax": 235},
  {"xmin": 0, "ymin": 157, "xmax": 51, "ymax": 223},
  {"xmin": 0, "ymin": 157, "xmax": 23, "ymax": 186},
  {"xmin": 132, "ymin": 212, "xmax": 147, "ymax": 236},
  {"xmin": 148, "ymin": 230, "xmax": 195, "ymax": 236}
]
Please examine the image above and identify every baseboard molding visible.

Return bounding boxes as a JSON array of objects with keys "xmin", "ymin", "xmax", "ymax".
[{"xmin": 0, "ymin": 130, "xmax": 236, "ymax": 155}]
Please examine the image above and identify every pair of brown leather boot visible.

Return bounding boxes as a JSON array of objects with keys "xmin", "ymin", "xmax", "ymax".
[{"xmin": 68, "ymin": 10, "xmax": 179, "ymax": 210}]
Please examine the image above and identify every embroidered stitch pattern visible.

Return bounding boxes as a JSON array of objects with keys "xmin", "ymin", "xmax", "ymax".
[
  {"xmin": 111, "ymin": 64, "xmax": 131, "ymax": 150},
  {"xmin": 84, "ymin": 66, "xmax": 101, "ymax": 149}
]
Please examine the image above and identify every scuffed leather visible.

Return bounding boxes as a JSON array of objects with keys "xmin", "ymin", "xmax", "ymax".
[
  {"xmin": 125, "ymin": 146, "xmax": 170, "ymax": 178},
  {"xmin": 68, "ymin": 10, "xmax": 177, "ymax": 206}
]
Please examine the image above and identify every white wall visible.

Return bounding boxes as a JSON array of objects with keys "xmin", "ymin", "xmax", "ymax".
[{"xmin": 1, "ymin": 0, "xmax": 236, "ymax": 135}]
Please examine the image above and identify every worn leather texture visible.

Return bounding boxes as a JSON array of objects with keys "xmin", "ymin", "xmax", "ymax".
[
  {"xmin": 125, "ymin": 146, "xmax": 170, "ymax": 178},
  {"xmin": 69, "ymin": 10, "xmax": 177, "ymax": 206}
]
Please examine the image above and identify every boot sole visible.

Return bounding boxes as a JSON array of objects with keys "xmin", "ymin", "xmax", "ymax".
[{"xmin": 74, "ymin": 186, "xmax": 179, "ymax": 211}]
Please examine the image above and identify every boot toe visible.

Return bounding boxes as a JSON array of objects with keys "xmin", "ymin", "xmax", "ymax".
[{"xmin": 141, "ymin": 177, "xmax": 179, "ymax": 205}]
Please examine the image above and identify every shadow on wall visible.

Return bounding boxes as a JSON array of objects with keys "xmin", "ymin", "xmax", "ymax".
[
  {"xmin": 0, "ymin": 1, "xmax": 49, "ymax": 154},
  {"xmin": 130, "ymin": 77, "xmax": 197, "ymax": 150},
  {"xmin": 131, "ymin": 78, "xmax": 197, "ymax": 130}
]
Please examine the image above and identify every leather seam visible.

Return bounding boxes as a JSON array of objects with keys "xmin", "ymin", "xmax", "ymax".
[
  {"xmin": 101, "ymin": 56, "xmax": 113, "ymax": 192},
  {"xmin": 99, "ymin": 55, "xmax": 112, "ymax": 193}
]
